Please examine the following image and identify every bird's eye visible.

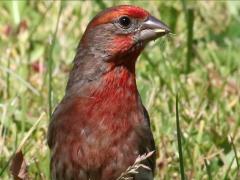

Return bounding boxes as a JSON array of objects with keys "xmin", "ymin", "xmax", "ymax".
[{"xmin": 118, "ymin": 16, "xmax": 131, "ymax": 28}]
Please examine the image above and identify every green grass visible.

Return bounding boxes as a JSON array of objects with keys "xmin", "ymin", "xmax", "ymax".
[
  {"xmin": 176, "ymin": 94, "xmax": 185, "ymax": 180},
  {"xmin": 0, "ymin": 0, "xmax": 240, "ymax": 179}
]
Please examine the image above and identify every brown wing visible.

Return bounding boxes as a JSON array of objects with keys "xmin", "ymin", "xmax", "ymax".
[{"xmin": 142, "ymin": 105, "xmax": 156, "ymax": 172}]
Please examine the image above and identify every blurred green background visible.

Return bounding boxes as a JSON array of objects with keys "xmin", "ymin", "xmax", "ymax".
[{"xmin": 0, "ymin": 0, "xmax": 240, "ymax": 179}]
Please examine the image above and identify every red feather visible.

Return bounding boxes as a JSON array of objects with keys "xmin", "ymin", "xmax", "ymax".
[{"xmin": 90, "ymin": 5, "xmax": 149, "ymax": 27}]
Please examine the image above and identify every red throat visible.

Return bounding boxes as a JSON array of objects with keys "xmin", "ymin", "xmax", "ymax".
[
  {"xmin": 82, "ymin": 64, "xmax": 140, "ymax": 135},
  {"xmin": 108, "ymin": 35, "xmax": 143, "ymax": 72},
  {"xmin": 90, "ymin": 64, "xmax": 137, "ymax": 101}
]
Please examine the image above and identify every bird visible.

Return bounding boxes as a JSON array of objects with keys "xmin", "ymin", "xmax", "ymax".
[{"xmin": 47, "ymin": 5, "xmax": 170, "ymax": 180}]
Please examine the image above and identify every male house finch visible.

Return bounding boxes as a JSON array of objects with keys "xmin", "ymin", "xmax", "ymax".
[{"xmin": 48, "ymin": 5, "xmax": 170, "ymax": 180}]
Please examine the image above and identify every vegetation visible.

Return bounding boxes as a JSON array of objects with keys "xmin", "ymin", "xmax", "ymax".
[{"xmin": 0, "ymin": 1, "xmax": 239, "ymax": 179}]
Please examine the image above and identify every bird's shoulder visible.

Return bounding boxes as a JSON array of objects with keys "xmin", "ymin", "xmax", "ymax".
[{"xmin": 47, "ymin": 96, "xmax": 89, "ymax": 148}]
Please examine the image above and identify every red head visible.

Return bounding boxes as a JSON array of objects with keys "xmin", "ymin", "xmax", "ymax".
[
  {"xmin": 67, "ymin": 5, "xmax": 170, "ymax": 93},
  {"xmin": 79, "ymin": 5, "xmax": 170, "ymax": 64},
  {"xmin": 90, "ymin": 5, "xmax": 149, "ymax": 26}
]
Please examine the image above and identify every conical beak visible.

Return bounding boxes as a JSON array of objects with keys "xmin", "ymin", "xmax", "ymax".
[{"xmin": 139, "ymin": 15, "xmax": 170, "ymax": 42}]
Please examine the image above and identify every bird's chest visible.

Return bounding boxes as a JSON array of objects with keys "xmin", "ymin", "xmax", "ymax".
[
  {"xmin": 85, "ymin": 66, "xmax": 145, "ymax": 133},
  {"xmin": 51, "ymin": 67, "xmax": 148, "ymax": 179},
  {"xmin": 83, "ymin": 79, "xmax": 145, "ymax": 148},
  {"xmin": 52, "ymin": 96, "xmax": 145, "ymax": 179}
]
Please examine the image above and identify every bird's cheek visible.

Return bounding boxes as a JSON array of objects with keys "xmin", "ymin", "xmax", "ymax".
[{"xmin": 110, "ymin": 35, "xmax": 134, "ymax": 54}]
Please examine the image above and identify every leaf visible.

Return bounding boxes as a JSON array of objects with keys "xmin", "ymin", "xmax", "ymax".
[{"xmin": 10, "ymin": 150, "xmax": 28, "ymax": 180}]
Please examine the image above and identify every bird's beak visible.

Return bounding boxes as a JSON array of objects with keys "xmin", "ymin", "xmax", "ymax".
[{"xmin": 139, "ymin": 16, "xmax": 170, "ymax": 42}]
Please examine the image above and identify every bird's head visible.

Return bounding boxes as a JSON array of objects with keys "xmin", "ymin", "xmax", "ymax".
[
  {"xmin": 67, "ymin": 5, "xmax": 170, "ymax": 93},
  {"xmin": 79, "ymin": 5, "xmax": 170, "ymax": 66}
]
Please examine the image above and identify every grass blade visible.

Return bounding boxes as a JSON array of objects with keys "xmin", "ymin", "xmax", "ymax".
[
  {"xmin": 223, "ymin": 157, "xmax": 235, "ymax": 180},
  {"xmin": 48, "ymin": 2, "xmax": 63, "ymax": 119},
  {"xmin": 204, "ymin": 159, "xmax": 212, "ymax": 180},
  {"xmin": 0, "ymin": 66, "xmax": 39, "ymax": 95},
  {"xmin": 0, "ymin": 113, "xmax": 45, "ymax": 176},
  {"xmin": 229, "ymin": 135, "xmax": 239, "ymax": 178},
  {"xmin": 6, "ymin": 52, "xmax": 10, "ymax": 98},
  {"xmin": 186, "ymin": 8, "xmax": 194, "ymax": 74},
  {"xmin": 231, "ymin": 139, "xmax": 239, "ymax": 170},
  {"xmin": 12, "ymin": 0, "xmax": 20, "ymax": 25},
  {"xmin": 180, "ymin": 0, "xmax": 195, "ymax": 74},
  {"xmin": 176, "ymin": 94, "xmax": 185, "ymax": 180}
]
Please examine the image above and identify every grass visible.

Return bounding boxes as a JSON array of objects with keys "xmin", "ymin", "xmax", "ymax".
[
  {"xmin": 47, "ymin": 0, "xmax": 63, "ymax": 119},
  {"xmin": 176, "ymin": 94, "xmax": 185, "ymax": 180},
  {"xmin": 0, "ymin": 0, "xmax": 240, "ymax": 179}
]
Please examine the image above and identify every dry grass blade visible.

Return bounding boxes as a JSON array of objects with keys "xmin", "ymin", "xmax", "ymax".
[
  {"xmin": 204, "ymin": 159, "xmax": 212, "ymax": 180},
  {"xmin": 117, "ymin": 151, "xmax": 154, "ymax": 180},
  {"xmin": 16, "ymin": 113, "xmax": 45, "ymax": 152},
  {"xmin": 8, "ymin": 113, "xmax": 45, "ymax": 179},
  {"xmin": 0, "ymin": 66, "xmax": 39, "ymax": 96},
  {"xmin": 228, "ymin": 135, "xmax": 240, "ymax": 178}
]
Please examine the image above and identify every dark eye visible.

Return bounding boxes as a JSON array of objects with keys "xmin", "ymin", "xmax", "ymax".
[{"xmin": 118, "ymin": 16, "xmax": 131, "ymax": 28}]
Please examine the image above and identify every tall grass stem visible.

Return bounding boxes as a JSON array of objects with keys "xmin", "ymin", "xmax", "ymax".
[
  {"xmin": 48, "ymin": 2, "xmax": 63, "ymax": 119},
  {"xmin": 176, "ymin": 94, "xmax": 185, "ymax": 180}
]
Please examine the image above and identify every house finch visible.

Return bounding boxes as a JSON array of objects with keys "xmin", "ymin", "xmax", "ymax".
[{"xmin": 48, "ymin": 5, "xmax": 170, "ymax": 180}]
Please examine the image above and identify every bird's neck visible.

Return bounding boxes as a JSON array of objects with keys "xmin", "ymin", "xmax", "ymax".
[
  {"xmin": 65, "ymin": 49, "xmax": 142, "ymax": 99},
  {"xmin": 90, "ymin": 64, "xmax": 137, "ymax": 100}
]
